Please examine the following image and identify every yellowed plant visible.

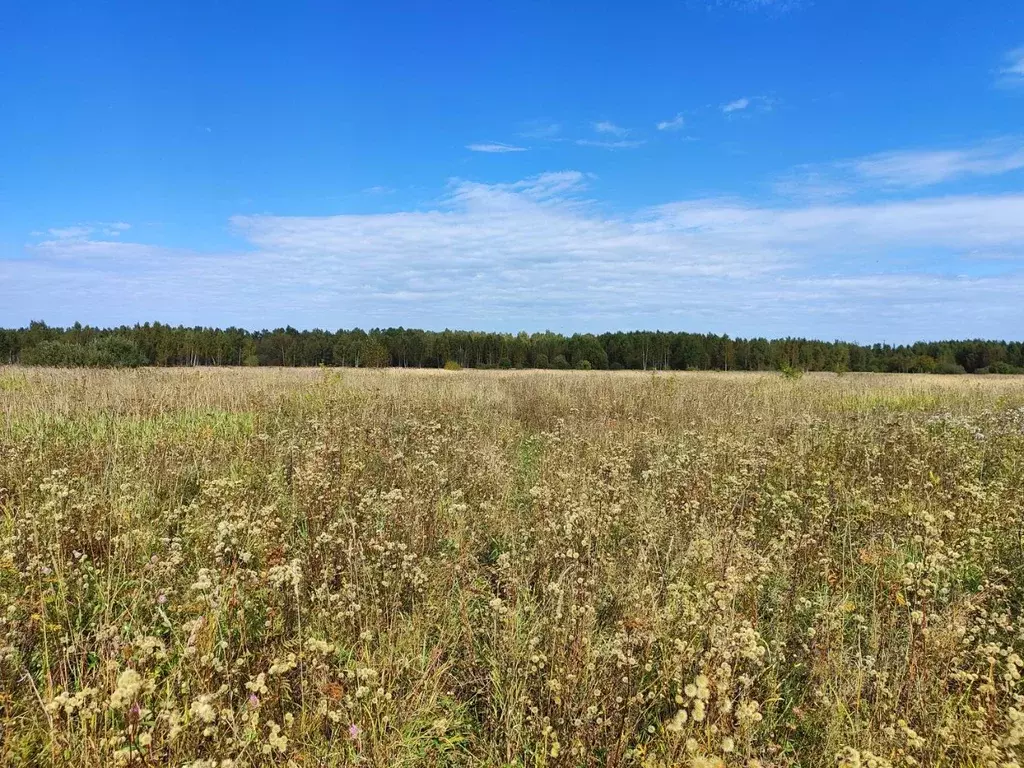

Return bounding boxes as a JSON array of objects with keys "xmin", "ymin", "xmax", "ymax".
[{"xmin": 1, "ymin": 367, "xmax": 1023, "ymax": 766}]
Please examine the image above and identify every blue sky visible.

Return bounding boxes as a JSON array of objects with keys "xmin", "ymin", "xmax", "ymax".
[{"xmin": 2, "ymin": 0, "xmax": 1023, "ymax": 342}]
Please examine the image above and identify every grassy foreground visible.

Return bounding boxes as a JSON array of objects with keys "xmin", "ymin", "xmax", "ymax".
[{"xmin": 1, "ymin": 367, "xmax": 1023, "ymax": 767}]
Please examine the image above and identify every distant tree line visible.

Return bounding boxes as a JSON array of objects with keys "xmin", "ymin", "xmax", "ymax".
[{"xmin": 2, "ymin": 321, "xmax": 1024, "ymax": 374}]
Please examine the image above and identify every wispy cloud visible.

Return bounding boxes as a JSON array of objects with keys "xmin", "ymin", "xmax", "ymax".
[
  {"xmin": 776, "ymin": 138, "xmax": 1024, "ymax": 195},
  {"xmin": 450, "ymin": 170, "xmax": 591, "ymax": 201},
  {"xmin": 518, "ymin": 121, "xmax": 561, "ymax": 139},
  {"xmin": 575, "ymin": 139, "xmax": 646, "ymax": 150},
  {"xmin": 649, "ymin": 195, "xmax": 1024, "ymax": 254},
  {"xmin": 722, "ymin": 97, "xmax": 750, "ymax": 113},
  {"xmin": 997, "ymin": 46, "xmax": 1024, "ymax": 88},
  {"xmin": 363, "ymin": 185, "xmax": 396, "ymax": 195},
  {"xmin": 772, "ymin": 169, "xmax": 855, "ymax": 201},
  {"xmin": 466, "ymin": 142, "xmax": 528, "ymax": 153},
  {"xmin": 47, "ymin": 226, "xmax": 95, "ymax": 240},
  {"xmin": 593, "ymin": 121, "xmax": 628, "ymax": 136},
  {"xmin": 656, "ymin": 113, "xmax": 686, "ymax": 131},
  {"xmin": 852, "ymin": 140, "xmax": 1024, "ymax": 186},
  {"xmin": 46, "ymin": 222, "xmax": 131, "ymax": 240},
  {"xmin": 721, "ymin": 95, "xmax": 777, "ymax": 115},
  {"xmin": 705, "ymin": 0, "xmax": 805, "ymax": 11},
  {"xmin": 10, "ymin": 168, "xmax": 1024, "ymax": 340},
  {"xmin": 579, "ymin": 121, "xmax": 641, "ymax": 146}
]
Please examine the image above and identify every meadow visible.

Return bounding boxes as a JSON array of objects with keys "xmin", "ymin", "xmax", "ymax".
[{"xmin": 1, "ymin": 367, "xmax": 1023, "ymax": 767}]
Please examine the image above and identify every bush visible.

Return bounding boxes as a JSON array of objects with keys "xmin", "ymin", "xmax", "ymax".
[
  {"xmin": 443, "ymin": 360, "xmax": 462, "ymax": 371},
  {"xmin": 979, "ymin": 361, "xmax": 1024, "ymax": 375},
  {"xmin": 21, "ymin": 336, "xmax": 146, "ymax": 368},
  {"xmin": 935, "ymin": 361, "xmax": 967, "ymax": 375},
  {"xmin": 90, "ymin": 336, "xmax": 147, "ymax": 367},
  {"xmin": 21, "ymin": 341, "xmax": 91, "ymax": 367},
  {"xmin": 575, "ymin": 359, "xmax": 592, "ymax": 370},
  {"xmin": 778, "ymin": 362, "xmax": 803, "ymax": 380}
]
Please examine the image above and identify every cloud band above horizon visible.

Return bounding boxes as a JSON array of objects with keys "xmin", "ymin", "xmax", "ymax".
[{"xmin": 5, "ymin": 166, "xmax": 1024, "ymax": 343}]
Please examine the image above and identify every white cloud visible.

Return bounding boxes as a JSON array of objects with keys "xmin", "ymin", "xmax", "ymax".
[
  {"xmin": 772, "ymin": 169, "xmax": 855, "ymax": 201},
  {"xmin": 9, "ymin": 170, "xmax": 1024, "ymax": 340},
  {"xmin": 997, "ymin": 46, "xmax": 1024, "ymax": 87},
  {"xmin": 466, "ymin": 142, "xmax": 528, "ymax": 153},
  {"xmin": 649, "ymin": 195, "xmax": 1024, "ymax": 253},
  {"xmin": 575, "ymin": 139, "xmax": 646, "ymax": 150},
  {"xmin": 30, "ymin": 237, "xmax": 191, "ymax": 262},
  {"xmin": 656, "ymin": 114, "xmax": 686, "ymax": 131},
  {"xmin": 707, "ymin": 0, "xmax": 804, "ymax": 10},
  {"xmin": 47, "ymin": 226, "xmax": 95, "ymax": 240},
  {"xmin": 363, "ymin": 185, "xmax": 396, "ymax": 195},
  {"xmin": 46, "ymin": 222, "xmax": 131, "ymax": 240},
  {"xmin": 593, "ymin": 121, "xmax": 628, "ymax": 136},
  {"xmin": 102, "ymin": 222, "xmax": 131, "ymax": 236},
  {"xmin": 721, "ymin": 96, "xmax": 777, "ymax": 115},
  {"xmin": 776, "ymin": 139, "xmax": 1024, "ymax": 194},
  {"xmin": 722, "ymin": 98, "xmax": 750, "ymax": 113},
  {"xmin": 519, "ymin": 121, "xmax": 561, "ymax": 139},
  {"xmin": 852, "ymin": 141, "xmax": 1024, "ymax": 186}
]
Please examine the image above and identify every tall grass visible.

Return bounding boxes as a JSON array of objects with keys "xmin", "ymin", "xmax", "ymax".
[{"xmin": 1, "ymin": 368, "xmax": 1023, "ymax": 766}]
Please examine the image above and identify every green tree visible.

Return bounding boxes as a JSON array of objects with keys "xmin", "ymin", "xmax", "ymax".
[{"xmin": 360, "ymin": 339, "xmax": 389, "ymax": 368}]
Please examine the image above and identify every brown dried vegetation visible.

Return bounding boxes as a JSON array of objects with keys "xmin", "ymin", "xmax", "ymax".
[{"xmin": 1, "ymin": 367, "xmax": 1023, "ymax": 767}]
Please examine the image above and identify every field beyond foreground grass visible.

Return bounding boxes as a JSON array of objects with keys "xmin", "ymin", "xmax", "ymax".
[{"xmin": 2, "ymin": 368, "xmax": 1024, "ymax": 768}]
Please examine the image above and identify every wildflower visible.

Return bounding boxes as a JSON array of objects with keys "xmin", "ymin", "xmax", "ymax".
[
  {"xmin": 189, "ymin": 695, "xmax": 218, "ymax": 723},
  {"xmin": 110, "ymin": 669, "xmax": 146, "ymax": 709},
  {"xmin": 265, "ymin": 721, "xmax": 288, "ymax": 754},
  {"xmin": 666, "ymin": 709, "xmax": 689, "ymax": 733}
]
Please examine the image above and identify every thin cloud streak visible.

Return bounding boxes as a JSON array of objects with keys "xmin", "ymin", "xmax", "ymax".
[
  {"xmin": 997, "ymin": 46, "xmax": 1024, "ymax": 87},
  {"xmin": 776, "ymin": 138, "xmax": 1024, "ymax": 194},
  {"xmin": 656, "ymin": 114, "xmax": 686, "ymax": 131},
  {"xmin": 45, "ymin": 222, "xmax": 131, "ymax": 240},
  {"xmin": 518, "ymin": 121, "xmax": 561, "ymax": 139},
  {"xmin": 852, "ymin": 141, "xmax": 1024, "ymax": 186},
  {"xmin": 466, "ymin": 142, "xmax": 528, "ymax": 153},
  {"xmin": 722, "ymin": 98, "xmax": 750, "ymax": 113},
  {"xmin": 575, "ymin": 139, "xmax": 646, "ymax": 149},
  {"xmin": 706, "ymin": 0, "xmax": 806, "ymax": 10},
  {"xmin": 593, "ymin": 121, "xmax": 628, "ymax": 136}
]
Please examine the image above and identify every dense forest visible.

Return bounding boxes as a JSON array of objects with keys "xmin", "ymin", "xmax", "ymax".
[{"xmin": 3, "ymin": 321, "xmax": 1024, "ymax": 374}]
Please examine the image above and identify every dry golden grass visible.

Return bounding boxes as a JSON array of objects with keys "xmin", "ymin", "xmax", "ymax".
[{"xmin": 1, "ymin": 367, "xmax": 1023, "ymax": 767}]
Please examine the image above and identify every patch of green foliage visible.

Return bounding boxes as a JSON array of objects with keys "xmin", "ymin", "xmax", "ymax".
[
  {"xmin": 21, "ymin": 336, "xmax": 146, "ymax": 368},
  {"xmin": 779, "ymin": 362, "xmax": 804, "ymax": 380}
]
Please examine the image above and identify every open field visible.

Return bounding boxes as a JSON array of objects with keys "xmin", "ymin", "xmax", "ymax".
[{"xmin": 1, "ymin": 367, "xmax": 1024, "ymax": 767}]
